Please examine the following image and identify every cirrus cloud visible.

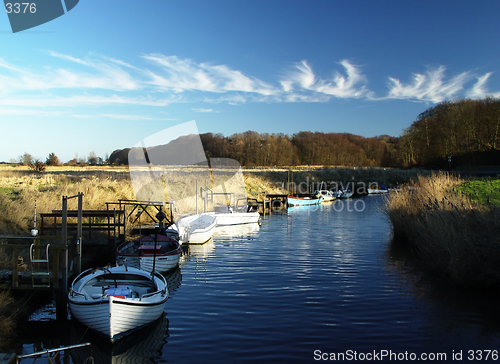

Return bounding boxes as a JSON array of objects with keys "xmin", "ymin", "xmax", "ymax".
[{"xmin": 0, "ymin": 51, "xmax": 497, "ymax": 113}]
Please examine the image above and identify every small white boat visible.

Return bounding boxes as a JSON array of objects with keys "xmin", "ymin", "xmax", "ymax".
[
  {"xmin": 68, "ymin": 265, "xmax": 168, "ymax": 343},
  {"xmin": 314, "ymin": 190, "xmax": 336, "ymax": 202},
  {"xmin": 335, "ymin": 190, "xmax": 354, "ymax": 199},
  {"xmin": 213, "ymin": 203, "xmax": 260, "ymax": 226},
  {"xmin": 175, "ymin": 213, "xmax": 216, "ymax": 244},
  {"xmin": 367, "ymin": 184, "xmax": 389, "ymax": 194},
  {"xmin": 116, "ymin": 232, "xmax": 181, "ymax": 272}
]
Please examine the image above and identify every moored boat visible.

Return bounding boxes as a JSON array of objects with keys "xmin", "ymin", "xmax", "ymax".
[
  {"xmin": 367, "ymin": 184, "xmax": 389, "ymax": 194},
  {"xmin": 335, "ymin": 189, "xmax": 354, "ymax": 199},
  {"xmin": 314, "ymin": 190, "xmax": 336, "ymax": 202},
  {"xmin": 213, "ymin": 201, "xmax": 260, "ymax": 226},
  {"xmin": 116, "ymin": 233, "xmax": 181, "ymax": 272},
  {"xmin": 287, "ymin": 195, "xmax": 323, "ymax": 206},
  {"xmin": 175, "ymin": 213, "xmax": 217, "ymax": 244},
  {"xmin": 68, "ymin": 265, "xmax": 168, "ymax": 343}
]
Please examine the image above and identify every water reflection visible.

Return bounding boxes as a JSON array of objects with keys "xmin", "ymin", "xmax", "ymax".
[
  {"xmin": 70, "ymin": 313, "xmax": 169, "ymax": 363},
  {"xmin": 213, "ymin": 222, "xmax": 260, "ymax": 238},
  {"xmin": 186, "ymin": 238, "xmax": 216, "ymax": 260},
  {"xmin": 386, "ymin": 236, "xmax": 500, "ymax": 347}
]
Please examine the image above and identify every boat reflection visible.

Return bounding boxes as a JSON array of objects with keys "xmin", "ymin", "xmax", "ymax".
[
  {"xmin": 70, "ymin": 312, "xmax": 169, "ymax": 363},
  {"xmin": 187, "ymin": 238, "xmax": 216, "ymax": 260},
  {"xmin": 213, "ymin": 222, "xmax": 260, "ymax": 238}
]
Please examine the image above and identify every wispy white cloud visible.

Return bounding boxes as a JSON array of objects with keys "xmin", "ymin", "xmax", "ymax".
[
  {"xmin": 192, "ymin": 108, "xmax": 219, "ymax": 113},
  {"xmin": 465, "ymin": 72, "xmax": 493, "ymax": 99},
  {"xmin": 48, "ymin": 51, "xmax": 90, "ymax": 66},
  {"xmin": 142, "ymin": 54, "xmax": 279, "ymax": 96},
  {"xmin": 71, "ymin": 113, "xmax": 178, "ymax": 121},
  {"xmin": 0, "ymin": 51, "xmax": 497, "ymax": 113},
  {"xmin": 0, "ymin": 95, "xmax": 175, "ymax": 107},
  {"xmin": 386, "ymin": 66, "xmax": 478, "ymax": 102},
  {"xmin": 280, "ymin": 60, "xmax": 372, "ymax": 99}
]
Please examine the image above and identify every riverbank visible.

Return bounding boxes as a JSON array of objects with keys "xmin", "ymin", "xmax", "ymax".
[
  {"xmin": 0, "ymin": 164, "xmax": 431, "ymax": 345},
  {"xmin": 384, "ymin": 173, "xmax": 500, "ymax": 287},
  {"xmin": 0, "ymin": 164, "xmax": 429, "ymax": 234}
]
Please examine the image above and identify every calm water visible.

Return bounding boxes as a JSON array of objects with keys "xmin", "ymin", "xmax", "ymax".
[{"xmin": 12, "ymin": 195, "xmax": 500, "ymax": 363}]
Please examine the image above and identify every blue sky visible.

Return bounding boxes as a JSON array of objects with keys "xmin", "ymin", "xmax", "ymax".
[{"xmin": 1, "ymin": 0, "xmax": 499, "ymax": 162}]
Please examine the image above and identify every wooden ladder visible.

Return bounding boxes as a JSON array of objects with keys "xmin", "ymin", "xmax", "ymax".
[{"xmin": 30, "ymin": 243, "xmax": 51, "ymax": 287}]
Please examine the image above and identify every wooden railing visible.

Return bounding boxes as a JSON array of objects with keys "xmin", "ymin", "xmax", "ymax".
[{"xmin": 0, "ymin": 240, "xmax": 68, "ymax": 290}]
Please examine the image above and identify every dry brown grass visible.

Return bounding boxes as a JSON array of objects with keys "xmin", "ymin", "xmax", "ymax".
[
  {"xmin": 0, "ymin": 164, "xmax": 286, "ymax": 234},
  {"xmin": 385, "ymin": 173, "xmax": 500, "ymax": 287},
  {"xmin": 0, "ymin": 165, "xmax": 135, "ymax": 235}
]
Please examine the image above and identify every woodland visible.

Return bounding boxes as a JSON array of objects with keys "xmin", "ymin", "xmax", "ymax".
[{"xmin": 107, "ymin": 97, "xmax": 500, "ymax": 169}]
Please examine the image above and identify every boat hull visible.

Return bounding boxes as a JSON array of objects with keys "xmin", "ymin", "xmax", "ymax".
[
  {"xmin": 176, "ymin": 213, "xmax": 216, "ymax": 244},
  {"xmin": 367, "ymin": 189, "xmax": 388, "ymax": 194},
  {"xmin": 68, "ymin": 266, "xmax": 168, "ymax": 342},
  {"xmin": 116, "ymin": 236, "xmax": 181, "ymax": 273},
  {"xmin": 287, "ymin": 196, "xmax": 323, "ymax": 206}
]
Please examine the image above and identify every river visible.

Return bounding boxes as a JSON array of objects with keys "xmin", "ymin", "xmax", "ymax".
[{"xmin": 11, "ymin": 195, "xmax": 500, "ymax": 363}]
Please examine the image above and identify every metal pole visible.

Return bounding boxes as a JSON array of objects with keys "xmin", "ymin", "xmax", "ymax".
[{"xmin": 196, "ymin": 180, "xmax": 198, "ymax": 214}]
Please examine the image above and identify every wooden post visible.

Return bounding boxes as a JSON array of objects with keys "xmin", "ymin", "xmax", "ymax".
[
  {"xmin": 56, "ymin": 246, "xmax": 68, "ymax": 321},
  {"xmin": 61, "ymin": 196, "xmax": 67, "ymax": 250},
  {"xmin": 58, "ymin": 196, "xmax": 68, "ymax": 321},
  {"xmin": 12, "ymin": 247, "xmax": 18, "ymax": 288},
  {"xmin": 52, "ymin": 248, "xmax": 59, "ymax": 289},
  {"xmin": 204, "ymin": 180, "xmax": 207, "ymax": 213},
  {"xmin": 76, "ymin": 192, "xmax": 83, "ymax": 274}
]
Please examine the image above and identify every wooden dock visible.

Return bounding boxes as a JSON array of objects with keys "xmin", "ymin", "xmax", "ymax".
[{"xmin": 0, "ymin": 353, "xmax": 15, "ymax": 364}]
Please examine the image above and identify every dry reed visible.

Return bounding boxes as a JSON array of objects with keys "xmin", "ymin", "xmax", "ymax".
[{"xmin": 385, "ymin": 173, "xmax": 500, "ymax": 287}]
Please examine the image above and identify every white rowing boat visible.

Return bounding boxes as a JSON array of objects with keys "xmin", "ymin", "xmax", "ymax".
[{"xmin": 68, "ymin": 265, "xmax": 168, "ymax": 343}]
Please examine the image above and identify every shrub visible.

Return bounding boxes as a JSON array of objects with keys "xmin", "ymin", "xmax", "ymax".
[{"xmin": 28, "ymin": 159, "xmax": 46, "ymax": 173}]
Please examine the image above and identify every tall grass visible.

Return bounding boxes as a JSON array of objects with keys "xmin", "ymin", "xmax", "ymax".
[
  {"xmin": 0, "ymin": 165, "xmax": 285, "ymax": 234},
  {"xmin": 0, "ymin": 166, "xmax": 135, "ymax": 235},
  {"xmin": 385, "ymin": 173, "xmax": 500, "ymax": 287}
]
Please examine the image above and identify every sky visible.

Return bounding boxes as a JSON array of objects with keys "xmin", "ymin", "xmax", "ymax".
[{"xmin": 0, "ymin": 0, "xmax": 499, "ymax": 162}]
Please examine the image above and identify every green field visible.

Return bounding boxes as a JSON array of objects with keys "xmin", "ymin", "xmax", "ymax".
[{"xmin": 456, "ymin": 178, "xmax": 500, "ymax": 206}]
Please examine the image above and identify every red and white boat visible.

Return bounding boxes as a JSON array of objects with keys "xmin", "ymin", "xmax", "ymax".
[{"xmin": 116, "ymin": 233, "xmax": 181, "ymax": 272}]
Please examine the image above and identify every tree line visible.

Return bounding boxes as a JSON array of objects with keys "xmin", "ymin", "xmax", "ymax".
[
  {"xmin": 110, "ymin": 131, "xmax": 402, "ymax": 167},
  {"xmin": 399, "ymin": 96, "xmax": 500, "ymax": 168},
  {"xmin": 13, "ymin": 96, "xmax": 499, "ymax": 169},
  {"xmin": 109, "ymin": 96, "xmax": 500, "ymax": 169}
]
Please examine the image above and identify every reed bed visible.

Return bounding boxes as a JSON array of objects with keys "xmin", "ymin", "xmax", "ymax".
[{"xmin": 385, "ymin": 173, "xmax": 500, "ymax": 287}]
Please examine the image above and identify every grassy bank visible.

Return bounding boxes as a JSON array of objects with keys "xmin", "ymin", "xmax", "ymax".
[
  {"xmin": 385, "ymin": 173, "xmax": 500, "ymax": 287},
  {"xmin": 0, "ymin": 164, "xmax": 428, "ymax": 234}
]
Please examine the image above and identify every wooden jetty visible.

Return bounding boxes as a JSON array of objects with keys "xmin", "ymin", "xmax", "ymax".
[{"xmin": 0, "ymin": 193, "xmax": 129, "ymax": 320}]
